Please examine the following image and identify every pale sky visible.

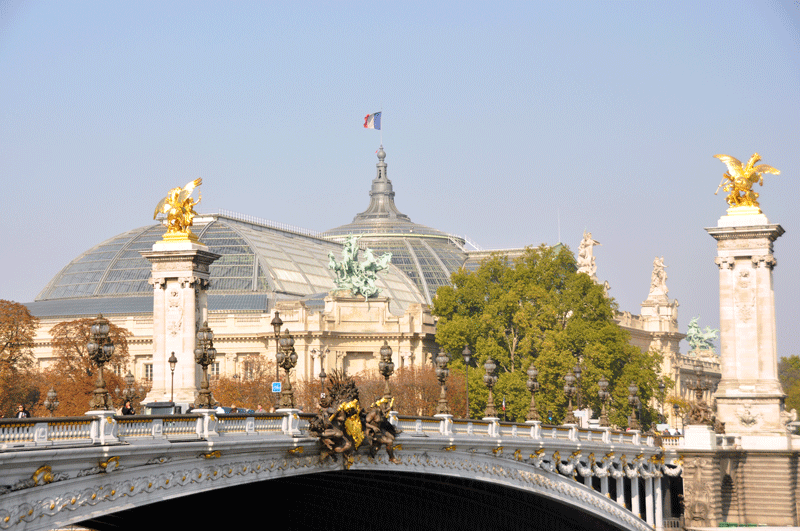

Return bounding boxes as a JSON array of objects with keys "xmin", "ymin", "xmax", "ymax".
[{"xmin": 1, "ymin": 1, "xmax": 798, "ymax": 358}]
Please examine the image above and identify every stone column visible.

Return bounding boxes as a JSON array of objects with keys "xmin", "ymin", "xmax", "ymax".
[
  {"xmin": 141, "ymin": 240, "xmax": 220, "ymax": 410},
  {"xmin": 706, "ymin": 211, "xmax": 786, "ymax": 436}
]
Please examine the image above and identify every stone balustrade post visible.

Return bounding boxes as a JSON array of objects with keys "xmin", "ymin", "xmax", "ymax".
[
  {"xmin": 88, "ymin": 411, "xmax": 119, "ymax": 445},
  {"xmin": 280, "ymin": 408, "xmax": 301, "ymax": 436},
  {"xmin": 435, "ymin": 413, "xmax": 453, "ymax": 436},
  {"xmin": 34, "ymin": 422, "xmax": 49, "ymax": 445},
  {"xmin": 526, "ymin": 420, "xmax": 542, "ymax": 439},
  {"xmin": 195, "ymin": 409, "xmax": 218, "ymax": 439}
]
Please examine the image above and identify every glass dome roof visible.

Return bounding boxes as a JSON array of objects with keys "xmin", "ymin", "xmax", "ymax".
[
  {"xmin": 323, "ymin": 146, "xmax": 469, "ymax": 302},
  {"xmin": 29, "ymin": 213, "xmax": 427, "ymax": 318}
]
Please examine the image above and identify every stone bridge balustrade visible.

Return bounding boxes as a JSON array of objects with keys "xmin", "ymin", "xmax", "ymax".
[{"xmin": 0, "ymin": 410, "xmax": 676, "ymax": 531}]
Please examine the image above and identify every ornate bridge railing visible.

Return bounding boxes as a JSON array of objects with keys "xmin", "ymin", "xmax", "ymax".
[{"xmin": 0, "ymin": 411, "xmax": 683, "ymax": 531}]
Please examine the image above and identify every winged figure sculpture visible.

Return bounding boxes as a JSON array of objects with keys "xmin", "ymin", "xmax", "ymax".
[
  {"xmin": 714, "ymin": 153, "xmax": 780, "ymax": 209},
  {"xmin": 154, "ymin": 178, "xmax": 203, "ymax": 240}
]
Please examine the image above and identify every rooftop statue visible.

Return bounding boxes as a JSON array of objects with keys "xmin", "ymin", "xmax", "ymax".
[
  {"xmin": 576, "ymin": 230, "xmax": 600, "ymax": 280},
  {"xmin": 328, "ymin": 235, "xmax": 392, "ymax": 299},
  {"xmin": 649, "ymin": 256, "xmax": 668, "ymax": 298},
  {"xmin": 686, "ymin": 316, "xmax": 719, "ymax": 354},
  {"xmin": 714, "ymin": 153, "xmax": 780, "ymax": 210},
  {"xmin": 154, "ymin": 178, "xmax": 203, "ymax": 242}
]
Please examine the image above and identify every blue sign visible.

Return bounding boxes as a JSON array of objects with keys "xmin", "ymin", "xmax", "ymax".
[{"xmin": 272, "ymin": 382, "xmax": 282, "ymax": 393}]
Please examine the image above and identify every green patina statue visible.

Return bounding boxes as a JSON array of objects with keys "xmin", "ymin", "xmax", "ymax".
[
  {"xmin": 328, "ymin": 235, "xmax": 392, "ymax": 299},
  {"xmin": 686, "ymin": 316, "xmax": 719, "ymax": 354}
]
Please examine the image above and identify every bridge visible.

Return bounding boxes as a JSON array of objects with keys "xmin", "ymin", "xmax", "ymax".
[{"xmin": 0, "ymin": 410, "xmax": 680, "ymax": 531}]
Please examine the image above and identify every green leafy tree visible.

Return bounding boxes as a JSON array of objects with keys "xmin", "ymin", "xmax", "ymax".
[
  {"xmin": 433, "ymin": 245, "xmax": 663, "ymax": 428},
  {"xmin": 779, "ymin": 355, "xmax": 800, "ymax": 413}
]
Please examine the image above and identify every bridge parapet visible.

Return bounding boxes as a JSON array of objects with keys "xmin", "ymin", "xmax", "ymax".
[{"xmin": 0, "ymin": 411, "xmax": 675, "ymax": 531}]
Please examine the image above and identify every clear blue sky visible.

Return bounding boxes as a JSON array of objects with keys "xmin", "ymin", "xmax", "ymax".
[{"xmin": 1, "ymin": 1, "xmax": 798, "ymax": 357}]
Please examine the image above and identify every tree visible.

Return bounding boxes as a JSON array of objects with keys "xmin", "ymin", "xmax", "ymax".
[
  {"xmin": 779, "ymin": 355, "xmax": 800, "ymax": 413},
  {"xmin": 432, "ymin": 245, "xmax": 663, "ymax": 428},
  {"xmin": 212, "ymin": 355, "xmax": 279, "ymax": 411},
  {"xmin": 0, "ymin": 300, "xmax": 40, "ymax": 416},
  {"xmin": 49, "ymin": 317, "xmax": 132, "ymax": 415}
]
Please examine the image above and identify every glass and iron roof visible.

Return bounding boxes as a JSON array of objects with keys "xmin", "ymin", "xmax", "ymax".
[
  {"xmin": 322, "ymin": 146, "xmax": 471, "ymax": 303},
  {"xmin": 29, "ymin": 212, "xmax": 426, "ymax": 318}
]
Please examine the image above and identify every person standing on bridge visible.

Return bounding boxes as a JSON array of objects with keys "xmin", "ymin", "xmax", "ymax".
[
  {"xmin": 15, "ymin": 404, "xmax": 30, "ymax": 418},
  {"xmin": 122, "ymin": 400, "xmax": 135, "ymax": 415}
]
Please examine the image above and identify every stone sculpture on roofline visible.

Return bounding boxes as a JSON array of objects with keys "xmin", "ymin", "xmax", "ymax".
[{"xmin": 328, "ymin": 235, "xmax": 392, "ymax": 299}]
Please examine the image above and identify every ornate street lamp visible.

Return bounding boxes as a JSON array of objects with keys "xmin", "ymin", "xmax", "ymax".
[
  {"xmin": 462, "ymin": 346, "xmax": 472, "ymax": 419},
  {"xmin": 319, "ymin": 366, "xmax": 327, "ymax": 405},
  {"xmin": 87, "ymin": 314, "xmax": 115, "ymax": 410},
  {"xmin": 271, "ymin": 311, "xmax": 283, "ymax": 381},
  {"xmin": 277, "ymin": 329, "xmax": 298, "ymax": 409},
  {"xmin": 115, "ymin": 370, "xmax": 144, "ymax": 403},
  {"xmin": 526, "ymin": 362, "xmax": 540, "ymax": 422},
  {"xmin": 598, "ymin": 375, "xmax": 610, "ymax": 427},
  {"xmin": 168, "ymin": 353, "xmax": 178, "ymax": 402},
  {"xmin": 435, "ymin": 350, "xmax": 450, "ymax": 415},
  {"xmin": 573, "ymin": 363, "xmax": 583, "ymax": 409},
  {"xmin": 379, "ymin": 342, "xmax": 395, "ymax": 403},
  {"xmin": 194, "ymin": 321, "xmax": 217, "ymax": 409},
  {"xmin": 483, "ymin": 358, "xmax": 498, "ymax": 418},
  {"xmin": 563, "ymin": 370, "xmax": 578, "ymax": 424},
  {"xmin": 43, "ymin": 388, "xmax": 59, "ymax": 417},
  {"xmin": 311, "ymin": 345, "xmax": 330, "ymax": 394},
  {"xmin": 628, "ymin": 382, "xmax": 641, "ymax": 430}
]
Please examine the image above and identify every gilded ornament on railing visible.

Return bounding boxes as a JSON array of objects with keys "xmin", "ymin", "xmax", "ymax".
[
  {"xmin": 308, "ymin": 370, "xmax": 400, "ymax": 467},
  {"xmin": 714, "ymin": 153, "xmax": 780, "ymax": 211},
  {"xmin": 154, "ymin": 178, "xmax": 203, "ymax": 242}
]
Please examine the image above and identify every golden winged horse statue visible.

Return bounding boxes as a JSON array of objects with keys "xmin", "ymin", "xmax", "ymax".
[
  {"xmin": 714, "ymin": 153, "xmax": 780, "ymax": 210},
  {"xmin": 154, "ymin": 178, "xmax": 203, "ymax": 241}
]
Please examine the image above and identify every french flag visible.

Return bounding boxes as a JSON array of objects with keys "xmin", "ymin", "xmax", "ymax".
[{"xmin": 364, "ymin": 112, "xmax": 381, "ymax": 130}]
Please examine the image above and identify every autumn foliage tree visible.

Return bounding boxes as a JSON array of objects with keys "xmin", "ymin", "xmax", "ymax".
[
  {"xmin": 211, "ymin": 355, "xmax": 279, "ymax": 411},
  {"xmin": 0, "ymin": 300, "xmax": 41, "ymax": 416},
  {"xmin": 47, "ymin": 317, "xmax": 132, "ymax": 416}
]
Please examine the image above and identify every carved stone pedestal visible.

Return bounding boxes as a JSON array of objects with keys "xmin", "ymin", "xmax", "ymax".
[
  {"xmin": 706, "ymin": 212, "xmax": 787, "ymax": 437},
  {"xmin": 140, "ymin": 240, "xmax": 220, "ymax": 411}
]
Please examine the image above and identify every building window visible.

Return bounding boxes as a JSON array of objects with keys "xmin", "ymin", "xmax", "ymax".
[
  {"xmin": 210, "ymin": 362, "xmax": 220, "ymax": 380},
  {"xmin": 144, "ymin": 364, "xmax": 153, "ymax": 381}
]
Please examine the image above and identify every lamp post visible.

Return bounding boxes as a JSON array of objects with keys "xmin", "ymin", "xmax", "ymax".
[
  {"xmin": 168, "ymin": 353, "xmax": 178, "ymax": 402},
  {"xmin": 311, "ymin": 345, "xmax": 330, "ymax": 394},
  {"xmin": 277, "ymin": 329, "xmax": 298, "ymax": 409},
  {"xmin": 462, "ymin": 346, "xmax": 472, "ymax": 419},
  {"xmin": 87, "ymin": 314, "xmax": 115, "ymax": 410},
  {"xmin": 115, "ymin": 370, "xmax": 144, "ymax": 404},
  {"xmin": 526, "ymin": 362, "xmax": 540, "ymax": 422},
  {"xmin": 483, "ymin": 358, "xmax": 498, "ymax": 418},
  {"xmin": 628, "ymin": 382, "xmax": 641, "ymax": 430},
  {"xmin": 379, "ymin": 342, "xmax": 395, "ymax": 403},
  {"xmin": 194, "ymin": 321, "xmax": 217, "ymax": 409},
  {"xmin": 563, "ymin": 370, "xmax": 578, "ymax": 424},
  {"xmin": 658, "ymin": 379, "xmax": 666, "ymax": 424},
  {"xmin": 435, "ymin": 350, "xmax": 450, "ymax": 415},
  {"xmin": 271, "ymin": 311, "xmax": 283, "ymax": 381},
  {"xmin": 319, "ymin": 366, "xmax": 327, "ymax": 406},
  {"xmin": 598, "ymin": 375, "xmax": 610, "ymax": 427},
  {"xmin": 43, "ymin": 388, "xmax": 59, "ymax": 417}
]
